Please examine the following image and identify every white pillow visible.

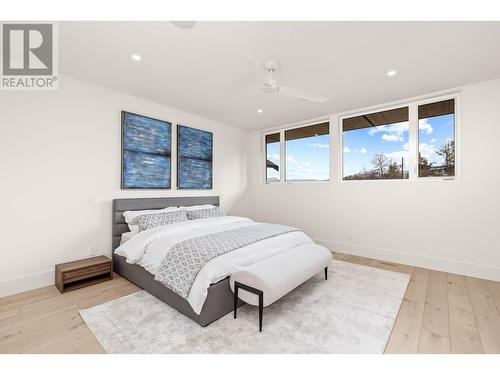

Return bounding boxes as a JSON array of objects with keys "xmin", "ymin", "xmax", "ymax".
[
  {"xmin": 123, "ymin": 206, "xmax": 181, "ymax": 232},
  {"xmin": 180, "ymin": 204, "xmax": 216, "ymax": 211},
  {"xmin": 120, "ymin": 231, "xmax": 138, "ymax": 245}
]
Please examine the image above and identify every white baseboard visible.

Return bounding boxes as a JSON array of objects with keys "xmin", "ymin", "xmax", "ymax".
[
  {"xmin": 0, "ymin": 269, "xmax": 54, "ymax": 298},
  {"xmin": 316, "ymin": 239, "xmax": 500, "ymax": 282}
]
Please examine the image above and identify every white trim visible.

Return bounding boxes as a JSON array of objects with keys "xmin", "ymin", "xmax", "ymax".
[
  {"xmin": 261, "ymin": 89, "xmax": 461, "ymax": 185},
  {"xmin": 282, "ymin": 129, "xmax": 288, "ymax": 183},
  {"xmin": 315, "ymin": 239, "xmax": 500, "ymax": 283},
  {"xmin": 338, "ymin": 92, "xmax": 460, "ymax": 183},
  {"xmin": 262, "ymin": 118, "xmax": 330, "ymax": 184},
  {"xmin": 263, "ymin": 131, "xmax": 281, "ymax": 184},
  {"xmin": 0, "ymin": 269, "xmax": 54, "ymax": 297},
  {"xmin": 335, "ymin": 89, "xmax": 461, "ymax": 119},
  {"xmin": 408, "ymin": 102, "xmax": 418, "ymax": 180},
  {"xmin": 338, "ymin": 102, "xmax": 411, "ymax": 182},
  {"xmin": 414, "ymin": 93, "xmax": 460, "ymax": 181},
  {"xmin": 262, "ymin": 115, "xmax": 331, "ymax": 134}
]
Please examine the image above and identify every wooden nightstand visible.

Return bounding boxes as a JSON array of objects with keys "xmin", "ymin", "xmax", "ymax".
[{"xmin": 55, "ymin": 256, "xmax": 112, "ymax": 293}]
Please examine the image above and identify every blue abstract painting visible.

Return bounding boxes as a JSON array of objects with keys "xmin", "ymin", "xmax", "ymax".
[
  {"xmin": 121, "ymin": 111, "xmax": 172, "ymax": 189},
  {"xmin": 177, "ymin": 125, "xmax": 213, "ymax": 189}
]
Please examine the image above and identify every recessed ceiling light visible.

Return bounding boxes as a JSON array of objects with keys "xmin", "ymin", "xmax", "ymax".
[
  {"xmin": 131, "ymin": 54, "xmax": 142, "ymax": 61},
  {"xmin": 171, "ymin": 21, "xmax": 197, "ymax": 29},
  {"xmin": 257, "ymin": 109, "xmax": 263, "ymax": 114},
  {"xmin": 387, "ymin": 70, "xmax": 397, "ymax": 77}
]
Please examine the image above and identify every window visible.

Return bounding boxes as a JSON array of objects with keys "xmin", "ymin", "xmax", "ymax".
[
  {"xmin": 342, "ymin": 107, "xmax": 409, "ymax": 180},
  {"xmin": 418, "ymin": 99, "xmax": 455, "ymax": 177},
  {"xmin": 263, "ymin": 94, "xmax": 458, "ymax": 184},
  {"xmin": 285, "ymin": 122, "xmax": 329, "ymax": 181},
  {"xmin": 265, "ymin": 133, "xmax": 280, "ymax": 182}
]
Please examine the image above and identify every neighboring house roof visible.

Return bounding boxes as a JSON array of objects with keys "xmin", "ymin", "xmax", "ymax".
[{"xmin": 266, "ymin": 159, "xmax": 279, "ymax": 171}]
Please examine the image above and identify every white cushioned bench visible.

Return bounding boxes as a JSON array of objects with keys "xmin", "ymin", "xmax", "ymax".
[{"xmin": 230, "ymin": 244, "xmax": 332, "ymax": 331}]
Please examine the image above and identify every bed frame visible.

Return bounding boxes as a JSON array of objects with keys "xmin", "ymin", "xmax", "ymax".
[{"xmin": 112, "ymin": 196, "xmax": 242, "ymax": 326}]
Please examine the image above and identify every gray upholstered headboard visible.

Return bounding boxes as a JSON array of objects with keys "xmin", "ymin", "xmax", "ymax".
[{"xmin": 112, "ymin": 196, "xmax": 220, "ymax": 250}]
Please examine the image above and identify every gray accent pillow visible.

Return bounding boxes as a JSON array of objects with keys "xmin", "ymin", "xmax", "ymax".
[
  {"xmin": 187, "ymin": 207, "xmax": 225, "ymax": 220},
  {"xmin": 137, "ymin": 210, "xmax": 188, "ymax": 231}
]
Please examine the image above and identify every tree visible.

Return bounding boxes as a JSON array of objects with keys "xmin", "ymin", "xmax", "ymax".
[
  {"xmin": 387, "ymin": 161, "xmax": 401, "ymax": 179},
  {"xmin": 436, "ymin": 139, "xmax": 455, "ymax": 175},
  {"xmin": 371, "ymin": 153, "xmax": 388, "ymax": 179},
  {"xmin": 418, "ymin": 153, "xmax": 434, "ymax": 177}
]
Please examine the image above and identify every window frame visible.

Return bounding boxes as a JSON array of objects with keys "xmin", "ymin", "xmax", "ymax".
[
  {"xmin": 415, "ymin": 96, "xmax": 459, "ymax": 181},
  {"xmin": 260, "ymin": 92, "xmax": 460, "ymax": 184},
  {"xmin": 337, "ymin": 92, "xmax": 460, "ymax": 183},
  {"xmin": 263, "ymin": 132, "xmax": 282, "ymax": 183},
  {"xmin": 262, "ymin": 118, "xmax": 331, "ymax": 184}
]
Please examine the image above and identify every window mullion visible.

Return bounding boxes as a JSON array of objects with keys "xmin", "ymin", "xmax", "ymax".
[
  {"xmin": 280, "ymin": 129, "xmax": 285, "ymax": 182},
  {"xmin": 408, "ymin": 103, "xmax": 418, "ymax": 180}
]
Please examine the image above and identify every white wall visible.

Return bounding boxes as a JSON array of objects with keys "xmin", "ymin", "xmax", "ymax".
[
  {"xmin": 241, "ymin": 79, "xmax": 500, "ymax": 281},
  {"xmin": 2, "ymin": 75, "xmax": 499, "ymax": 298},
  {"xmin": 0, "ymin": 75, "xmax": 249, "ymax": 297}
]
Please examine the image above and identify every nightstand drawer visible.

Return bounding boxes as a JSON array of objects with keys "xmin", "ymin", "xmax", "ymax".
[{"xmin": 63, "ymin": 263, "xmax": 111, "ymax": 282}]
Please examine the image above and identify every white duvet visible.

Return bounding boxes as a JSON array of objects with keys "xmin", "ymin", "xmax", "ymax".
[{"xmin": 114, "ymin": 216, "xmax": 313, "ymax": 314}]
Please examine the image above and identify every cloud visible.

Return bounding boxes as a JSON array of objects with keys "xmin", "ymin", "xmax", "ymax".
[
  {"xmin": 430, "ymin": 138, "xmax": 437, "ymax": 143},
  {"xmin": 309, "ymin": 143, "xmax": 329, "ymax": 149},
  {"xmin": 382, "ymin": 133, "xmax": 403, "ymax": 142},
  {"xmin": 343, "ymin": 146, "xmax": 351, "ymax": 153},
  {"xmin": 368, "ymin": 121, "xmax": 408, "ymax": 143},
  {"xmin": 356, "ymin": 148, "xmax": 368, "ymax": 154},
  {"xmin": 419, "ymin": 143, "xmax": 438, "ymax": 159},
  {"xmin": 385, "ymin": 143, "xmax": 409, "ymax": 164},
  {"xmin": 384, "ymin": 150, "xmax": 409, "ymax": 164},
  {"xmin": 286, "ymin": 156, "xmax": 298, "ymax": 164},
  {"xmin": 267, "ymin": 153, "xmax": 280, "ymax": 162},
  {"xmin": 368, "ymin": 122, "xmax": 409, "ymax": 136},
  {"xmin": 419, "ymin": 119, "xmax": 433, "ymax": 134}
]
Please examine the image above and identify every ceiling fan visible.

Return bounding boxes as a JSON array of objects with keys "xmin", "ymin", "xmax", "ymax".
[{"xmin": 241, "ymin": 58, "xmax": 331, "ymax": 103}]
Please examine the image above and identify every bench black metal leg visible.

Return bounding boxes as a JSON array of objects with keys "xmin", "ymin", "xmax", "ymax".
[
  {"xmin": 233, "ymin": 283, "xmax": 239, "ymax": 319},
  {"xmin": 324, "ymin": 267, "xmax": 328, "ymax": 280},
  {"xmin": 233, "ymin": 281, "xmax": 264, "ymax": 332},
  {"xmin": 258, "ymin": 293, "xmax": 263, "ymax": 332}
]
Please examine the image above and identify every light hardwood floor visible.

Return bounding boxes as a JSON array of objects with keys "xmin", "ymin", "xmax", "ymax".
[{"xmin": 1, "ymin": 253, "xmax": 499, "ymax": 354}]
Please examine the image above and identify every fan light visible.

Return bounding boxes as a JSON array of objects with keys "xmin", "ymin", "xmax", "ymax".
[
  {"xmin": 131, "ymin": 54, "xmax": 142, "ymax": 61},
  {"xmin": 387, "ymin": 70, "xmax": 397, "ymax": 77},
  {"xmin": 257, "ymin": 109, "xmax": 263, "ymax": 113}
]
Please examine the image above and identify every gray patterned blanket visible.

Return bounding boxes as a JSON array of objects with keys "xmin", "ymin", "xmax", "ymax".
[{"xmin": 154, "ymin": 223, "xmax": 299, "ymax": 298}]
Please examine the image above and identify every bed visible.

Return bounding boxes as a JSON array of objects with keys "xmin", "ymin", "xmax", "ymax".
[
  {"xmin": 112, "ymin": 196, "xmax": 313, "ymax": 326},
  {"xmin": 112, "ymin": 196, "xmax": 237, "ymax": 326}
]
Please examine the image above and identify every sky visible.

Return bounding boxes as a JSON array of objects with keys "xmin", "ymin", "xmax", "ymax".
[
  {"xmin": 266, "ymin": 113, "xmax": 454, "ymax": 181},
  {"xmin": 267, "ymin": 134, "xmax": 330, "ymax": 181},
  {"xmin": 418, "ymin": 114, "xmax": 455, "ymax": 165},
  {"xmin": 343, "ymin": 114, "xmax": 454, "ymax": 177},
  {"xmin": 343, "ymin": 121, "xmax": 410, "ymax": 177}
]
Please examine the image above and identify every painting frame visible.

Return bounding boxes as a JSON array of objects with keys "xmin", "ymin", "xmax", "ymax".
[
  {"xmin": 176, "ymin": 124, "xmax": 213, "ymax": 190},
  {"xmin": 121, "ymin": 110, "xmax": 172, "ymax": 190}
]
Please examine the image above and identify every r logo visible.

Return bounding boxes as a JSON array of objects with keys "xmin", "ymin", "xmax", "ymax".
[{"xmin": 2, "ymin": 23, "xmax": 53, "ymax": 75}]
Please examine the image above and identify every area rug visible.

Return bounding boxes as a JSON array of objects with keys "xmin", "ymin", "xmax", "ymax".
[{"xmin": 79, "ymin": 260, "xmax": 410, "ymax": 353}]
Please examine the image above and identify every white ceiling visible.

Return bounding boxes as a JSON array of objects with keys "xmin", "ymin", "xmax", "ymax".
[{"xmin": 60, "ymin": 21, "xmax": 500, "ymax": 130}]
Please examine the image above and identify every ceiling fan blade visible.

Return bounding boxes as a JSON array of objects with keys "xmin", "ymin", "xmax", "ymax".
[
  {"xmin": 241, "ymin": 53, "xmax": 263, "ymax": 73},
  {"xmin": 278, "ymin": 85, "xmax": 331, "ymax": 103},
  {"xmin": 241, "ymin": 90, "xmax": 262, "ymax": 101}
]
